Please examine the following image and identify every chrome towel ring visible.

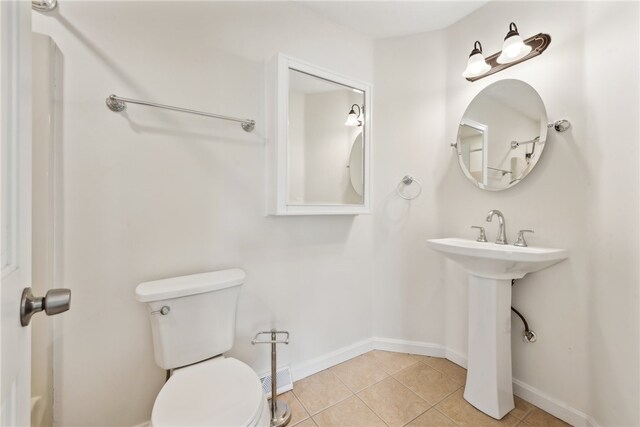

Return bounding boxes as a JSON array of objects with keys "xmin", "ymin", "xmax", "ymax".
[{"xmin": 397, "ymin": 175, "xmax": 422, "ymax": 200}]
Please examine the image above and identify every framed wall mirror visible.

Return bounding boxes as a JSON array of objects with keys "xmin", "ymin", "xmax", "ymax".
[
  {"xmin": 455, "ymin": 79, "xmax": 548, "ymax": 191},
  {"xmin": 267, "ymin": 54, "xmax": 372, "ymax": 215}
]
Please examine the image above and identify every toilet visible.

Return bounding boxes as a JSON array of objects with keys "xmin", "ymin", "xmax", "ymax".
[{"xmin": 136, "ymin": 268, "xmax": 271, "ymax": 427}]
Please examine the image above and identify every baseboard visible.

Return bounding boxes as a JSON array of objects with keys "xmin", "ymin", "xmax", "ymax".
[
  {"xmin": 290, "ymin": 337, "xmax": 449, "ymax": 382},
  {"xmin": 290, "ymin": 336, "xmax": 598, "ymax": 427},
  {"xmin": 512, "ymin": 379, "xmax": 600, "ymax": 427},
  {"xmin": 290, "ymin": 338, "xmax": 374, "ymax": 382},
  {"xmin": 371, "ymin": 336, "xmax": 446, "ymax": 357}
]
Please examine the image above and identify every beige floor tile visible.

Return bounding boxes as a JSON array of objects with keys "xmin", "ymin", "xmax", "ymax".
[
  {"xmin": 294, "ymin": 370, "xmax": 353, "ymax": 415},
  {"xmin": 394, "ymin": 363, "xmax": 461, "ymax": 405},
  {"xmin": 509, "ymin": 396, "xmax": 536, "ymax": 420},
  {"xmin": 523, "ymin": 408, "xmax": 571, "ymax": 427},
  {"xmin": 270, "ymin": 391, "xmax": 310, "ymax": 426},
  {"xmin": 312, "ymin": 395, "xmax": 387, "ymax": 427},
  {"xmin": 293, "ymin": 418, "xmax": 318, "ymax": 427},
  {"xmin": 357, "ymin": 377, "xmax": 430, "ymax": 427},
  {"xmin": 436, "ymin": 389, "xmax": 520, "ymax": 427},
  {"xmin": 418, "ymin": 357, "xmax": 467, "ymax": 385},
  {"xmin": 362, "ymin": 350, "xmax": 419, "ymax": 374},
  {"xmin": 330, "ymin": 354, "xmax": 389, "ymax": 392},
  {"xmin": 406, "ymin": 408, "xmax": 458, "ymax": 427}
]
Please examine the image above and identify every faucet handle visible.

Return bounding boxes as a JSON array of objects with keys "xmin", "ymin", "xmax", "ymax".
[
  {"xmin": 471, "ymin": 226, "xmax": 488, "ymax": 243},
  {"xmin": 514, "ymin": 230, "xmax": 534, "ymax": 247}
]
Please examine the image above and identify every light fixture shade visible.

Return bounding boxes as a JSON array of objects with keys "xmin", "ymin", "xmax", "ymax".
[
  {"xmin": 462, "ymin": 52, "xmax": 491, "ymax": 78},
  {"xmin": 345, "ymin": 104, "xmax": 363, "ymax": 126},
  {"xmin": 345, "ymin": 112, "xmax": 360, "ymax": 126},
  {"xmin": 497, "ymin": 23, "xmax": 532, "ymax": 64}
]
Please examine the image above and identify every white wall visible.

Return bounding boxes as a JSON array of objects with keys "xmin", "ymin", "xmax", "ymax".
[
  {"xmin": 373, "ymin": 29, "xmax": 449, "ymax": 347},
  {"xmin": 33, "ymin": 3, "xmax": 374, "ymax": 426},
  {"xmin": 374, "ymin": 1, "xmax": 639, "ymax": 426}
]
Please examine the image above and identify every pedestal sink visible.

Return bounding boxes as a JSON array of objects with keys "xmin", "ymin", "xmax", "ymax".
[{"xmin": 427, "ymin": 238, "xmax": 568, "ymax": 419}]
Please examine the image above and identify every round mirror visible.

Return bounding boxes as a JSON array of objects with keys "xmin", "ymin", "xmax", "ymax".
[
  {"xmin": 349, "ymin": 133, "xmax": 364, "ymax": 196},
  {"xmin": 456, "ymin": 79, "xmax": 548, "ymax": 191}
]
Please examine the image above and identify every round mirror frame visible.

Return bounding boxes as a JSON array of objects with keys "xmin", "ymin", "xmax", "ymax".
[{"xmin": 455, "ymin": 79, "xmax": 548, "ymax": 191}]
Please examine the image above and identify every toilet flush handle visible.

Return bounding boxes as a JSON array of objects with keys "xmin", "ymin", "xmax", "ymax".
[{"xmin": 151, "ymin": 306, "xmax": 170, "ymax": 315}]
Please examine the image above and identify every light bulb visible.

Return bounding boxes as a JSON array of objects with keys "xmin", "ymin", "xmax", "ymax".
[
  {"xmin": 497, "ymin": 23, "xmax": 532, "ymax": 64},
  {"xmin": 462, "ymin": 41, "xmax": 491, "ymax": 78},
  {"xmin": 345, "ymin": 112, "xmax": 360, "ymax": 126},
  {"xmin": 345, "ymin": 105, "xmax": 362, "ymax": 127}
]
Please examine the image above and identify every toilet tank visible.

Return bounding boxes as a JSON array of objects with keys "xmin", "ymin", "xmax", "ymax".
[{"xmin": 135, "ymin": 269, "xmax": 245, "ymax": 370}]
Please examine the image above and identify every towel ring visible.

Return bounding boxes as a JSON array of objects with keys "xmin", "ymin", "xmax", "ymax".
[{"xmin": 397, "ymin": 175, "xmax": 422, "ymax": 200}]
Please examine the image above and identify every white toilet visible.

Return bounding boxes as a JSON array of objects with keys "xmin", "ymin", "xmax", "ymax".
[{"xmin": 136, "ymin": 268, "xmax": 271, "ymax": 427}]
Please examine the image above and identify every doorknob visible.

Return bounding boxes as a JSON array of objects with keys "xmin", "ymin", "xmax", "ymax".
[{"xmin": 20, "ymin": 287, "xmax": 71, "ymax": 326}]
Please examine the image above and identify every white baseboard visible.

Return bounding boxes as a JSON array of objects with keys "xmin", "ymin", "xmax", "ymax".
[
  {"xmin": 290, "ymin": 336, "xmax": 599, "ymax": 427},
  {"xmin": 371, "ymin": 336, "xmax": 446, "ymax": 357},
  {"xmin": 290, "ymin": 338, "xmax": 374, "ymax": 382},
  {"xmin": 512, "ymin": 379, "xmax": 600, "ymax": 427}
]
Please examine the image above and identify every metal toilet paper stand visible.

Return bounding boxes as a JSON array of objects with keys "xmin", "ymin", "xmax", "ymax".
[{"xmin": 252, "ymin": 329, "xmax": 292, "ymax": 427}]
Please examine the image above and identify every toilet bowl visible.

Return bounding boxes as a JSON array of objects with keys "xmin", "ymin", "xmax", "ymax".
[
  {"xmin": 136, "ymin": 269, "xmax": 269, "ymax": 427},
  {"xmin": 152, "ymin": 357, "xmax": 270, "ymax": 427}
]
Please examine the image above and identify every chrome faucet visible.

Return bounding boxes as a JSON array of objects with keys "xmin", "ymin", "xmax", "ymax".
[{"xmin": 486, "ymin": 210, "xmax": 508, "ymax": 245}]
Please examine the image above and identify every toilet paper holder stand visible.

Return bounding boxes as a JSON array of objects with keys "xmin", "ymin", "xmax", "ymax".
[{"xmin": 252, "ymin": 329, "xmax": 292, "ymax": 427}]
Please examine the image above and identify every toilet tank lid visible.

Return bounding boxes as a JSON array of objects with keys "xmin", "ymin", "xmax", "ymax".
[{"xmin": 136, "ymin": 268, "xmax": 245, "ymax": 302}]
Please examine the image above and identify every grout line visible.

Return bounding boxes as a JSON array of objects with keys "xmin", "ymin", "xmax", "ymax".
[
  {"xmin": 386, "ymin": 376, "xmax": 432, "ymax": 406},
  {"xmin": 327, "ymin": 367, "xmax": 356, "ymax": 398},
  {"xmin": 433, "ymin": 407, "xmax": 463, "ymax": 427},
  {"xmin": 414, "ymin": 356, "xmax": 467, "ymax": 387},
  {"xmin": 353, "ymin": 392, "xmax": 390, "ymax": 427},
  {"xmin": 287, "ymin": 391, "xmax": 311, "ymax": 425},
  {"xmin": 391, "ymin": 362, "xmax": 462, "ymax": 408},
  {"xmin": 401, "ymin": 406, "xmax": 431, "ymax": 427},
  {"xmin": 301, "ymin": 369, "xmax": 354, "ymax": 417}
]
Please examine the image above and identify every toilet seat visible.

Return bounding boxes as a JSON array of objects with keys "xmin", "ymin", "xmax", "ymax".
[{"xmin": 151, "ymin": 357, "xmax": 267, "ymax": 427}]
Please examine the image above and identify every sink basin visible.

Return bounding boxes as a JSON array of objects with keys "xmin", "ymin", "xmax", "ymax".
[
  {"xmin": 427, "ymin": 238, "xmax": 568, "ymax": 279},
  {"xmin": 427, "ymin": 237, "xmax": 568, "ymax": 419}
]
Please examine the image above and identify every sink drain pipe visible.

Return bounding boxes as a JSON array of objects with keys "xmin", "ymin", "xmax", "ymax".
[{"xmin": 511, "ymin": 279, "xmax": 537, "ymax": 343}]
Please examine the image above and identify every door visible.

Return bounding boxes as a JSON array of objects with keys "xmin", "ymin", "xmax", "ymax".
[{"xmin": 1, "ymin": 1, "xmax": 33, "ymax": 425}]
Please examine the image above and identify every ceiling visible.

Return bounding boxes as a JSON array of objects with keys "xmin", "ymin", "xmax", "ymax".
[{"xmin": 300, "ymin": 1, "xmax": 489, "ymax": 40}]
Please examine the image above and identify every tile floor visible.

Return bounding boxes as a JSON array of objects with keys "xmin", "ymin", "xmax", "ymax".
[{"xmin": 276, "ymin": 350, "xmax": 571, "ymax": 427}]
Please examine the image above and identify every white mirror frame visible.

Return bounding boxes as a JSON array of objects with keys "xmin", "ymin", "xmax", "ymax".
[
  {"xmin": 266, "ymin": 53, "xmax": 372, "ymax": 215},
  {"xmin": 458, "ymin": 118, "xmax": 489, "ymax": 187}
]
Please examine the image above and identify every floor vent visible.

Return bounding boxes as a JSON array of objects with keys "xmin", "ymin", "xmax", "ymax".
[{"xmin": 259, "ymin": 366, "xmax": 293, "ymax": 399}]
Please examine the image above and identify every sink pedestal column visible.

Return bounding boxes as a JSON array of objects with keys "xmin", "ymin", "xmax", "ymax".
[{"xmin": 464, "ymin": 275, "xmax": 514, "ymax": 419}]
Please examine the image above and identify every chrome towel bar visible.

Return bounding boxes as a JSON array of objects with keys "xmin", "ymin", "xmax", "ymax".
[{"xmin": 105, "ymin": 94, "xmax": 256, "ymax": 132}]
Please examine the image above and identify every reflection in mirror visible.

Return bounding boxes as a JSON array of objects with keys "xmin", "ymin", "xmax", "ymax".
[
  {"xmin": 348, "ymin": 134, "xmax": 363, "ymax": 196},
  {"xmin": 287, "ymin": 68, "xmax": 364, "ymax": 205},
  {"xmin": 456, "ymin": 79, "xmax": 548, "ymax": 191}
]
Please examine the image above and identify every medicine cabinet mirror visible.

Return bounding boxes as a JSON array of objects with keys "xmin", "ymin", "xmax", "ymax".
[
  {"xmin": 267, "ymin": 54, "xmax": 372, "ymax": 215},
  {"xmin": 455, "ymin": 79, "xmax": 548, "ymax": 191}
]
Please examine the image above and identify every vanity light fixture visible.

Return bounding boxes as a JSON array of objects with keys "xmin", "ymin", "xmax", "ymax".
[
  {"xmin": 345, "ymin": 104, "xmax": 363, "ymax": 127},
  {"xmin": 497, "ymin": 23, "xmax": 532, "ymax": 64},
  {"xmin": 462, "ymin": 41, "xmax": 491, "ymax": 78},
  {"xmin": 463, "ymin": 23, "xmax": 551, "ymax": 82}
]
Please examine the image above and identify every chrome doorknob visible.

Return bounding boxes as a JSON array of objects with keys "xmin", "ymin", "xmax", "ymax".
[{"xmin": 20, "ymin": 287, "xmax": 71, "ymax": 326}]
